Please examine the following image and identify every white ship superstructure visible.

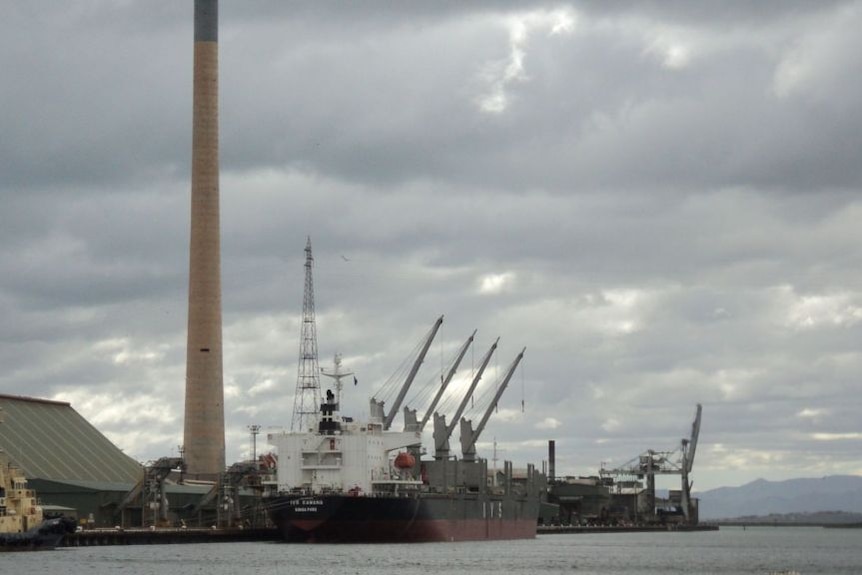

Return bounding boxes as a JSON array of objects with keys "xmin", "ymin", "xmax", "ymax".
[{"xmin": 268, "ymin": 392, "xmax": 420, "ymax": 495}]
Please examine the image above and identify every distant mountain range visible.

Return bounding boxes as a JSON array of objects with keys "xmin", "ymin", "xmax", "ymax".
[{"xmin": 696, "ymin": 475, "xmax": 862, "ymax": 520}]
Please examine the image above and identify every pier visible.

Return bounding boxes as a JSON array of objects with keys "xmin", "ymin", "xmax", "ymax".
[
  {"xmin": 62, "ymin": 527, "xmax": 281, "ymax": 546},
  {"xmin": 538, "ymin": 524, "xmax": 718, "ymax": 534}
]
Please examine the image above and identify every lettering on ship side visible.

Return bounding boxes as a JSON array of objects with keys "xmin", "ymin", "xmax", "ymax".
[
  {"xmin": 289, "ymin": 498, "xmax": 324, "ymax": 512},
  {"xmin": 289, "ymin": 499, "xmax": 324, "ymax": 506}
]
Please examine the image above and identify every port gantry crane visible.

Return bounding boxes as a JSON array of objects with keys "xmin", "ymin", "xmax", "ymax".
[{"xmin": 599, "ymin": 404, "xmax": 702, "ymax": 524}]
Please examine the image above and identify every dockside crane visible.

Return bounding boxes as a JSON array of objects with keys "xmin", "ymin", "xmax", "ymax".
[
  {"xmin": 432, "ymin": 337, "xmax": 499, "ymax": 459},
  {"xmin": 459, "ymin": 347, "xmax": 526, "ymax": 461},
  {"xmin": 599, "ymin": 403, "xmax": 703, "ymax": 524},
  {"xmin": 680, "ymin": 403, "xmax": 702, "ymax": 522}
]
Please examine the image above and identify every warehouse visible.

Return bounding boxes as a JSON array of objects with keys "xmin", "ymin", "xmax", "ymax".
[{"xmin": 0, "ymin": 394, "xmax": 229, "ymax": 528}]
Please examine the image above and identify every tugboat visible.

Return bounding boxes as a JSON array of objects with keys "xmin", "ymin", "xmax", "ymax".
[{"xmin": 1, "ymin": 455, "xmax": 76, "ymax": 551}]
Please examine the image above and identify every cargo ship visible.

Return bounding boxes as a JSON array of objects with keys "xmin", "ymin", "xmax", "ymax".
[{"xmin": 265, "ymin": 319, "xmax": 545, "ymax": 543}]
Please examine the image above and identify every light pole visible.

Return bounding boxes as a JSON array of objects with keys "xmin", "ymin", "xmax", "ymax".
[{"xmin": 247, "ymin": 424, "xmax": 261, "ymax": 467}]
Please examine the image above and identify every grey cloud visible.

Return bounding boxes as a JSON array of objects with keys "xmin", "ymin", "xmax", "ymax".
[{"xmin": 2, "ymin": 1, "xmax": 861, "ymax": 488}]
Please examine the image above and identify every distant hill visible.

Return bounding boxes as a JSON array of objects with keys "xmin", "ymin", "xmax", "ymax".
[{"xmin": 696, "ymin": 475, "xmax": 862, "ymax": 520}]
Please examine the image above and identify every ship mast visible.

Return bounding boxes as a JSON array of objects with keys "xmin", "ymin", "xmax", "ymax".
[
  {"xmin": 321, "ymin": 353, "xmax": 354, "ymax": 406},
  {"xmin": 291, "ymin": 237, "xmax": 321, "ymax": 432}
]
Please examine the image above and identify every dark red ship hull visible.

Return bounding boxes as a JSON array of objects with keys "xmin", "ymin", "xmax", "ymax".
[{"xmin": 266, "ymin": 493, "xmax": 538, "ymax": 543}]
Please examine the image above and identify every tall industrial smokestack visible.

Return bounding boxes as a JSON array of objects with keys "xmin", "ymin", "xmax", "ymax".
[{"xmin": 183, "ymin": 0, "xmax": 224, "ymax": 478}]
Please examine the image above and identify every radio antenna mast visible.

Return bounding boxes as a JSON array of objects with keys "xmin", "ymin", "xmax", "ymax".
[{"xmin": 291, "ymin": 237, "xmax": 321, "ymax": 431}]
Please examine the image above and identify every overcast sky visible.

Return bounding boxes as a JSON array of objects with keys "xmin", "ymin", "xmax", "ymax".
[{"xmin": 2, "ymin": 1, "xmax": 861, "ymax": 491}]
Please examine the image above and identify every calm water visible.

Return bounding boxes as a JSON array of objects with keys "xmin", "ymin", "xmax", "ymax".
[{"xmin": 3, "ymin": 527, "xmax": 860, "ymax": 575}]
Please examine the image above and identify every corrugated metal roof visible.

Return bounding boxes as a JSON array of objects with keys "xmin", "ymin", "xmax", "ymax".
[
  {"xmin": 30, "ymin": 478, "xmax": 136, "ymax": 493},
  {"xmin": 0, "ymin": 394, "xmax": 143, "ymax": 483}
]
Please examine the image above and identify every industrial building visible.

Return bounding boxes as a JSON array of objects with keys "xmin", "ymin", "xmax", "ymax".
[
  {"xmin": 541, "ymin": 406, "xmax": 703, "ymax": 527},
  {"xmin": 0, "ymin": 394, "xmax": 261, "ymax": 529}
]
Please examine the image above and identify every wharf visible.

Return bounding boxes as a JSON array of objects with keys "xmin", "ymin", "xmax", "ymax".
[
  {"xmin": 62, "ymin": 527, "xmax": 281, "ymax": 546},
  {"xmin": 715, "ymin": 522, "xmax": 862, "ymax": 528},
  {"xmin": 538, "ymin": 524, "xmax": 718, "ymax": 534}
]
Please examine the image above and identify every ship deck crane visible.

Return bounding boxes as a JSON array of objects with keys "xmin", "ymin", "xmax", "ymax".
[
  {"xmin": 403, "ymin": 330, "xmax": 476, "ymax": 432},
  {"xmin": 460, "ymin": 347, "xmax": 526, "ymax": 461},
  {"xmin": 370, "ymin": 315, "xmax": 444, "ymax": 430},
  {"xmin": 600, "ymin": 403, "xmax": 702, "ymax": 524},
  {"xmin": 432, "ymin": 338, "xmax": 498, "ymax": 459},
  {"xmin": 383, "ymin": 315, "xmax": 443, "ymax": 430}
]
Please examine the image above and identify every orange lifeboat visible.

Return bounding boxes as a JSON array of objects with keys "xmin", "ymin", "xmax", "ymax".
[{"xmin": 393, "ymin": 452, "xmax": 416, "ymax": 469}]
